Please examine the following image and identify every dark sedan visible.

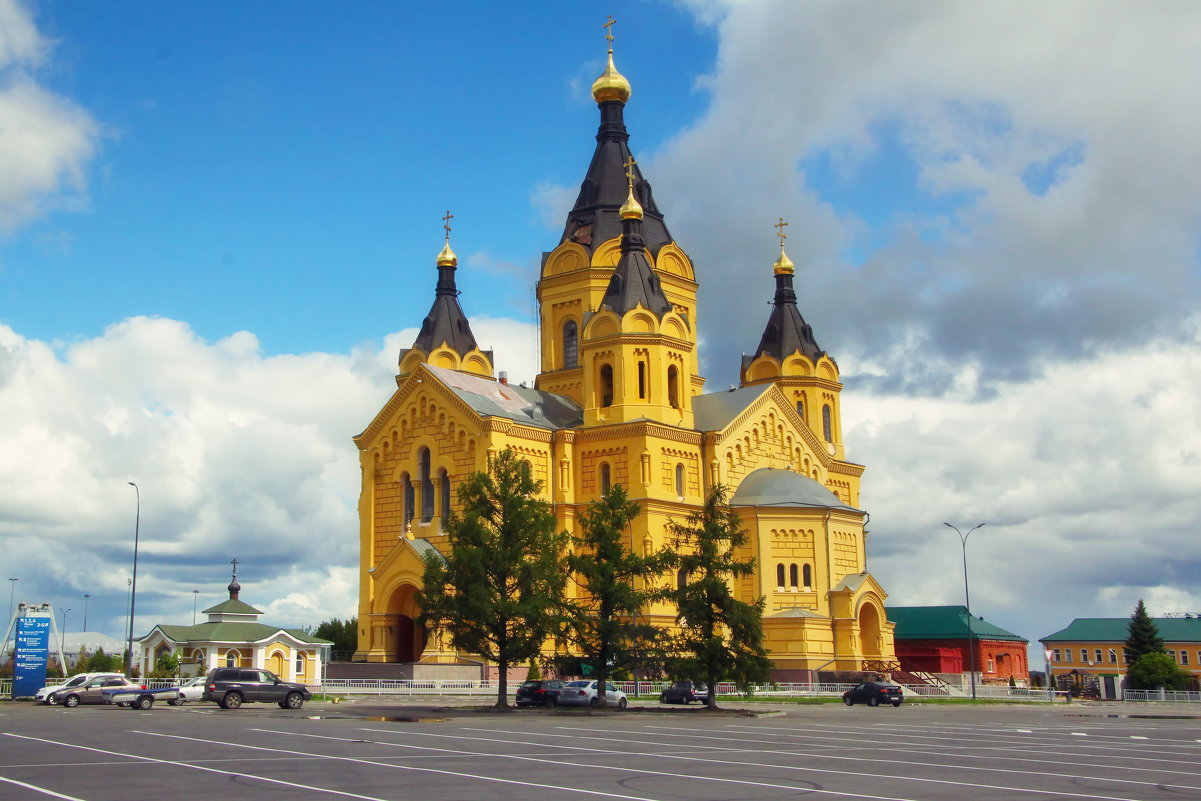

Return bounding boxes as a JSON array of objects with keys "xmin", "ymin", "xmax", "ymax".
[
  {"xmin": 842, "ymin": 681, "xmax": 903, "ymax": 707},
  {"xmin": 516, "ymin": 679, "xmax": 564, "ymax": 707}
]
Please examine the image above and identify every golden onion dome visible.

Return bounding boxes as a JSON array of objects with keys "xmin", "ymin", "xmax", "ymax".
[
  {"xmin": 619, "ymin": 183, "xmax": 643, "ymax": 220},
  {"xmin": 436, "ymin": 239, "xmax": 457, "ymax": 267},
  {"xmin": 772, "ymin": 247, "xmax": 795, "ymax": 275},
  {"xmin": 592, "ymin": 50, "xmax": 631, "ymax": 104}
]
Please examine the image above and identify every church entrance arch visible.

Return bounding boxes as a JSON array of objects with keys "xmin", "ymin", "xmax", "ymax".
[
  {"xmin": 385, "ymin": 583, "xmax": 428, "ymax": 663},
  {"xmin": 858, "ymin": 601, "xmax": 883, "ymax": 659}
]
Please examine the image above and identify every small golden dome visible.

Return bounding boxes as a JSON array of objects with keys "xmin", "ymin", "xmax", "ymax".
[
  {"xmin": 436, "ymin": 239, "xmax": 457, "ymax": 267},
  {"xmin": 773, "ymin": 248, "xmax": 795, "ymax": 275},
  {"xmin": 619, "ymin": 184, "xmax": 643, "ymax": 220},
  {"xmin": 592, "ymin": 50, "xmax": 631, "ymax": 104}
]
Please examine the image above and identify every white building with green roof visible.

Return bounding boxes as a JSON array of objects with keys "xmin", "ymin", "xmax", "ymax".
[{"xmin": 135, "ymin": 571, "xmax": 331, "ymax": 684}]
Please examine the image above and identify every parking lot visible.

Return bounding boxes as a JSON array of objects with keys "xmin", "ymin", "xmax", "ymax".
[{"xmin": 2, "ymin": 699, "xmax": 1199, "ymax": 801}]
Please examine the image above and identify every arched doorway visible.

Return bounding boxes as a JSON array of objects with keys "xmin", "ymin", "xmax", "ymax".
[
  {"xmin": 386, "ymin": 583, "xmax": 428, "ymax": 663},
  {"xmin": 857, "ymin": 601, "xmax": 882, "ymax": 659},
  {"xmin": 268, "ymin": 650, "xmax": 286, "ymax": 677}
]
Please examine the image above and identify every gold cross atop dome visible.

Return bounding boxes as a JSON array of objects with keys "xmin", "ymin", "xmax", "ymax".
[
  {"xmin": 437, "ymin": 209, "xmax": 458, "ymax": 267},
  {"xmin": 772, "ymin": 217, "xmax": 795, "ymax": 275},
  {"xmin": 623, "ymin": 155, "xmax": 637, "ymax": 188},
  {"xmin": 592, "ymin": 15, "xmax": 631, "ymax": 104}
]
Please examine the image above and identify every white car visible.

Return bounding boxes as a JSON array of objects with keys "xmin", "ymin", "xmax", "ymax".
[
  {"xmin": 557, "ymin": 680, "xmax": 628, "ymax": 709},
  {"xmin": 36, "ymin": 672, "xmax": 124, "ymax": 704},
  {"xmin": 168, "ymin": 676, "xmax": 207, "ymax": 705}
]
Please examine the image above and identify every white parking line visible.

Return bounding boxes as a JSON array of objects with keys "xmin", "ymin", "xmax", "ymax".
[
  {"xmin": 4, "ymin": 734, "xmax": 392, "ymax": 801},
  {"xmin": 0, "ymin": 776, "xmax": 89, "ymax": 800}
]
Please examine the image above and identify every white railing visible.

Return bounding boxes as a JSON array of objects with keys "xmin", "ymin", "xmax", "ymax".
[{"xmin": 1123, "ymin": 688, "xmax": 1201, "ymax": 703}]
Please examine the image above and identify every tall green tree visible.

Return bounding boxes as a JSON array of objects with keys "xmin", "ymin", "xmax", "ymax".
[
  {"xmin": 419, "ymin": 449, "xmax": 569, "ymax": 708},
  {"xmin": 666, "ymin": 485, "xmax": 772, "ymax": 709},
  {"xmin": 314, "ymin": 617, "xmax": 358, "ymax": 657},
  {"xmin": 1124, "ymin": 599, "xmax": 1165, "ymax": 666},
  {"xmin": 568, "ymin": 484, "xmax": 673, "ymax": 707}
]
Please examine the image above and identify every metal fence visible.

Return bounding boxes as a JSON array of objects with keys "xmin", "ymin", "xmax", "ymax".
[{"xmin": 1122, "ymin": 688, "xmax": 1201, "ymax": 703}]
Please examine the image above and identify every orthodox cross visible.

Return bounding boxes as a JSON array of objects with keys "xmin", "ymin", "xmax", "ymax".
[
  {"xmin": 230, "ymin": 558, "xmax": 238, "ymax": 580},
  {"xmin": 603, "ymin": 15, "xmax": 616, "ymax": 47},
  {"xmin": 623, "ymin": 155, "xmax": 637, "ymax": 189},
  {"xmin": 775, "ymin": 217, "xmax": 789, "ymax": 248},
  {"xmin": 441, "ymin": 209, "xmax": 454, "ymax": 240}
]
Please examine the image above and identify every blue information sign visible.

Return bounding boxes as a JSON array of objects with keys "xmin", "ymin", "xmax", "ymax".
[{"xmin": 13, "ymin": 616, "xmax": 51, "ymax": 698}]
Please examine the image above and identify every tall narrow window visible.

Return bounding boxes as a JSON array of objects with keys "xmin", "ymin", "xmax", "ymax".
[
  {"xmin": 676, "ymin": 568, "xmax": 689, "ymax": 590},
  {"xmin": 667, "ymin": 365, "xmax": 680, "ymax": 408},
  {"xmin": 419, "ymin": 448, "xmax": 433, "ymax": 522},
  {"xmin": 776, "ymin": 564, "xmax": 785, "ymax": 588},
  {"xmin": 438, "ymin": 468, "xmax": 450, "ymax": 523},
  {"xmin": 1107, "ymin": 649, "xmax": 1117, "ymax": 664},
  {"xmin": 796, "ymin": 399, "xmax": 804, "ymax": 418},
  {"xmin": 788, "ymin": 564, "xmax": 799, "ymax": 589},
  {"xmin": 675, "ymin": 463, "xmax": 685, "ymax": 497},
  {"xmin": 637, "ymin": 361, "xmax": 647, "ymax": 399},
  {"xmin": 600, "ymin": 462, "xmax": 611, "ymax": 494},
  {"xmin": 802, "ymin": 563, "xmax": 812, "ymax": 589},
  {"xmin": 599, "ymin": 364, "xmax": 614, "ymax": 407},
  {"xmin": 1065, "ymin": 649, "xmax": 1073, "ymax": 662},
  {"xmin": 1094, "ymin": 648, "xmax": 1103, "ymax": 663},
  {"xmin": 822, "ymin": 404, "xmax": 833, "ymax": 442},
  {"xmin": 402, "ymin": 472, "xmax": 414, "ymax": 528},
  {"xmin": 563, "ymin": 320, "xmax": 578, "ymax": 369}
]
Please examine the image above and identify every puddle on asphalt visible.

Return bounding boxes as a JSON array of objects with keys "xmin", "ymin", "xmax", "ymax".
[
  {"xmin": 306, "ymin": 715, "xmax": 448, "ymax": 723},
  {"xmin": 1066, "ymin": 713, "xmax": 1201, "ymax": 720}
]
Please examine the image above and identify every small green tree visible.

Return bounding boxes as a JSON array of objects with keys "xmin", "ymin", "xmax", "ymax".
[
  {"xmin": 1128, "ymin": 652, "xmax": 1192, "ymax": 690},
  {"xmin": 1124, "ymin": 599, "xmax": 1165, "ymax": 665},
  {"xmin": 314, "ymin": 617, "xmax": 358, "ymax": 657},
  {"xmin": 85, "ymin": 647, "xmax": 120, "ymax": 672},
  {"xmin": 419, "ymin": 449, "xmax": 569, "ymax": 708},
  {"xmin": 666, "ymin": 485, "xmax": 773, "ymax": 709},
  {"xmin": 567, "ymin": 484, "xmax": 674, "ymax": 707},
  {"xmin": 154, "ymin": 648, "xmax": 182, "ymax": 677}
]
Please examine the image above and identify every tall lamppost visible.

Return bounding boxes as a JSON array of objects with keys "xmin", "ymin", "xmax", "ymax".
[
  {"xmin": 1044, "ymin": 648, "xmax": 1055, "ymax": 703},
  {"xmin": 944, "ymin": 522, "xmax": 986, "ymax": 700},
  {"xmin": 82, "ymin": 593, "xmax": 90, "ymax": 632},
  {"xmin": 126, "ymin": 482, "xmax": 141, "ymax": 676},
  {"xmin": 192, "ymin": 589, "xmax": 199, "ymax": 625}
]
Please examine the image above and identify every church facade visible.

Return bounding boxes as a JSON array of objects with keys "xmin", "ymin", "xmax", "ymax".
[{"xmin": 353, "ymin": 39, "xmax": 897, "ymax": 681}]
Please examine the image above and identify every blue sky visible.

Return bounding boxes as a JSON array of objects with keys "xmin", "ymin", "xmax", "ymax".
[{"xmin": 3, "ymin": 1, "xmax": 1200, "ymax": 667}]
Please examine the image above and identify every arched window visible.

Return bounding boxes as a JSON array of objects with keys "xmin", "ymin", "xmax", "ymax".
[
  {"xmin": 225, "ymin": 650, "xmax": 239, "ymax": 668},
  {"xmin": 438, "ymin": 468, "xmax": 450, "ymax": 523},
  {"xmin": 676, "ymin": 568, "xmax": 689, "ymax": 590},
  {"xmin": 822, "ymin": 404, "xmax": 833, "ymax": 442},
  {"xmin": 667, "ymin": 365, "xmax": 680, "ymax": 408},
  {"xmin": 776, "ymin": 564, "xmax": 785, "ymax": 588},
  {"xmin": 563, "ymin": 320, "xmax": 578, "ymax": 369},
  {"xmin": 675, "ymin": 463, "xmax": 685, "ymax": 497},
  {"xmin": 419, "ymin": 448, "xmax": 433, "ymax": 522},
  {"xmin": 402, "ymin": 472, "xmax": 414, "ymax": 528},
  {"xmin": 802, "ymin": 563, "xmax": 812, "ymax": 589},
  {"xmin": 599, "ymin": 364, "xmax": 614, "ymax": 407},
  {"xmin": 789, "ymin": 563, "xmax": 799, "ymax": 589},
  {"xmin": 599, "ymin": 462, "xmax": 611, "ymax": 495}
]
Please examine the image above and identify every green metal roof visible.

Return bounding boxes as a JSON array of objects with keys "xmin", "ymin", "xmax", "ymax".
[
  {"xmin": 887, "ymin": 605, "xmax": 1027, "ymax": 642},
  {"xmin": 152, "ymin": 621, "xmax": 331, "ymax": 645},
  {"xmin": 1041, "ymin": 617, "xmax": 1201, "ymax": 644},
  {"xmin": 201, "ymin": 598, "xmax": 264, "ymax": 615}
]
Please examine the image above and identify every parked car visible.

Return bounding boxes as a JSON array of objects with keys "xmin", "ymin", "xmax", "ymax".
[
  {"xmin": 36, "ymin": 672, "xmax": 125, "ymax": 704},
  {"xmin": 50, "ymin": 676, "xmax": 146, "ymax": 708},
  {"xmin": 557, "ymin": 680, "xmax": 628, "ymax": 709},
  {"xmin": 201, "ymin": 667, "xmax": 311, "ymax": 709},
  {"xmin": 516, "ymin": 679, "xmax": 565, "ymax": 707},
  {"xmin": 842, "ymin": 682, "xmax": 903, "ymax": 707},
  {"xmin": 168, "ymin": 676, "xmax": 207, "ymax": 705},
  {"xmin": 659, "ymin": 680, "xmax": 709, "ymax": 705}
]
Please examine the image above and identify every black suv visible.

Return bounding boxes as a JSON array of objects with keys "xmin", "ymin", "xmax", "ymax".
[
  {"xmin": 202, "ymin": 667, "xmax": 311, "ymax": 709},
  {"xmin": 515, "ymin": 679, "xmax": 564, "ymax": 707},
  {"xmin": 659, "ymin": 680, "xmax": 708, "ymax": 704}
]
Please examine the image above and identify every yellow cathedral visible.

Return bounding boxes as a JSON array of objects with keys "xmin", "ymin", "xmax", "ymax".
[{"xmin": 352, "ymin": 36, "xmax": 897, "ymax": 682}]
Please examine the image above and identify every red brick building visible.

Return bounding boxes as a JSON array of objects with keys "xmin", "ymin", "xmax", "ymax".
[{"xmin": 888, "ymin": 606, "xmax": 1029, "ymax": 685}]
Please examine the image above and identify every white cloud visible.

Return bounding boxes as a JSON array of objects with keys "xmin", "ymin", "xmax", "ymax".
[{"xmin": 0, "ymin": 1, "xmax": 100, "ymax": 233}]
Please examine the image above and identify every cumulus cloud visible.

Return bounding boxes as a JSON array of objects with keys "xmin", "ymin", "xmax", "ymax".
[
  {"xmin": 0, "ymin": 0, "xmax": 100, "ymax": 233},
  {"xmin": 634, "ymin": 0, "xmax": 1201, "ymax": 393}
]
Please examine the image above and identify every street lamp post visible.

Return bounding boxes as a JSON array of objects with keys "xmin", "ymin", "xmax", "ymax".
[
  {"xmin": 944, "ymin": 522, "xmax": 986, "ymax": 700},
  {"xmin": 82, "ymin": 593, "xmax": 90, "ymax": 633},
  {"xmin": 126, "ymin": 482, "xmax": 141, "ymax": 676},
  {"xmin": 192, "ymin": 589, "xmax": 199, "ymax": 625},
  {"xmin": 7, "ymin": 577, "xmax": 16, "ymax": 624},
  {"xmin": 59, "ymin": 607, "xmax": 71, "ymax": 663},
  {"xmin": 1044, "ymin": 649, "xmax": 1055, "ymax": 703}
]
